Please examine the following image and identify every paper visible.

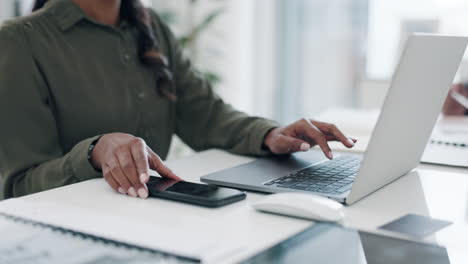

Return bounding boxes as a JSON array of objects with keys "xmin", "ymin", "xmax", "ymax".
[
  {"xmin": 0, "ymin": 198, "xmax": 243, "ymax": 263},
  {"xmin": 435, "ymin": 116, "xmax": 468, "ymax": 135},
  {"xmin": 0, "ymin": 214, "xmax": 191, "ymax": 264}
]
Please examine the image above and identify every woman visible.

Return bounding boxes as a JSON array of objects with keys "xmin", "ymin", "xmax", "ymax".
[{"xmin": 0, "ymin": 0, "xmax": 356, "ymax": 200}]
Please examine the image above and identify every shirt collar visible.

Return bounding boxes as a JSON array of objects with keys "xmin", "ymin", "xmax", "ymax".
[
  {"xmin": 47, "ymin": 0, "xmax": 130, "ymax": 31},
  {"xmin": 47, "ymin": 0, "xmax": 87, "ymax": 31}
]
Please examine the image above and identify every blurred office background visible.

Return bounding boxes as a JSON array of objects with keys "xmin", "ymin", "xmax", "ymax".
[{"xmin": 2, "ymin": 0, "xmax": 468, "ymax": 157}]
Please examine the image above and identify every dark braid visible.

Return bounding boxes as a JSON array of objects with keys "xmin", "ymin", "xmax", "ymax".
[
  {"xmin": 120, "ymin": 0, "xmax": 176, "ymax": 101},
  {"xmin": 33, "ymin": 0, "xmax": 176, "ymax": 101},
  {"xmin": 32, "ymin": 0, "xmax": 48, "ymax": 10}
]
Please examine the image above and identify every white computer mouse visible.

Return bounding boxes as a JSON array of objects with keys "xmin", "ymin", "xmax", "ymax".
[{"xmin": 253, "ymin": 192, "xmax": 345, "ymax": 222}]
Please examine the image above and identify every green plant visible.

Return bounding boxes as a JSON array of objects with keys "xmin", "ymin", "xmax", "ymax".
[{"xmin": 157, "ymin": 0, "xmax": 224, "ymax": 87}]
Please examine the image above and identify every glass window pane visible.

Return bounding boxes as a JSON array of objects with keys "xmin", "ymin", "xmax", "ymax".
[
  {"xmin": 277, "ymin": 0, "xmax": 368, "ymax": 122},
  {"xmin": 367, "ymin": 0, "xmax": 468, "ymax": 80}
]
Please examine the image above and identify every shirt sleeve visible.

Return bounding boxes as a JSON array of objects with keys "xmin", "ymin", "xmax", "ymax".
[
  {"xmin": 152, "ymin": 15, "xmax": 280, "ymax": 156},
  {"xmin": 0, "ymin": 24, "xmax": 101, "ymax": 199}
]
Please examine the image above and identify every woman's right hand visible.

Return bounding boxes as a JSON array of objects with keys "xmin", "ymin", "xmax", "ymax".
[
  {"xmin": 90, "ymin": 133, "xmax": 182, "ymax": 199},
  {"xmin": 442, "ymin": 84, "xmax": 468, "ymax": 116}
]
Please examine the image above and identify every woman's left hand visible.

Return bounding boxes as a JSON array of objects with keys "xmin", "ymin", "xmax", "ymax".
[{"xmin": 263, "ymin": 119, "xmax": 357, "ymax": 159}]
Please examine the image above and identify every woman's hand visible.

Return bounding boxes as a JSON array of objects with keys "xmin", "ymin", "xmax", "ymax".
[
  {"xmin": 91, "ymin": 133, "xmax": 182, "ymax": 199},
  {"xmin": 263, "ymin": 119, "xmax": 357, "ymax": 159},
  {"xmin": 442, "ymin": 84, "xmax": 468, "ymax": 116}
]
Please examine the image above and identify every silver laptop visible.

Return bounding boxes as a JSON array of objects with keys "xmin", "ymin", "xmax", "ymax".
[{"xmin": 201, "ymin": 34, "xmax": 468, "ymax": 205}]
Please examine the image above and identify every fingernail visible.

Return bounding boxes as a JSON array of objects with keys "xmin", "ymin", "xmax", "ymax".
[
  {"xmin": 139, "ymin": 173, "xmax": 148, "ymax": 184},
  {"xmin": 128, "ymin": 187, "xmax": 137, "ymax": 197},
  {"xmin": 348, "ymin": 139, "xmax": 355, "ymax": 146},
  {"xmin": 328, "ymin": 151, "xmax": 334, "ymax": 159},
  {"xmin": 300, "ymin": 143, "xmax": 311, "ymax": 152},
  {"xmin": 118, "ymin": 187, "xmax": 126, "ymax": 194},
  {"xmin": 138, "ymin": 188, "xmax": 148, "ymax": 199}
]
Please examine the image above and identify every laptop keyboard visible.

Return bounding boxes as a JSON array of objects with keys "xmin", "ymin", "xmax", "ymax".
[{"xmin": 264, "ymin": 155, "xmax": 362, "ymax": 195}]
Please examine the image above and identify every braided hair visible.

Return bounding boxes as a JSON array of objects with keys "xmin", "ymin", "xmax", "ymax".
[{"xmin": 33, "ymin": 0, "xmax": 177, "ymax": 101}]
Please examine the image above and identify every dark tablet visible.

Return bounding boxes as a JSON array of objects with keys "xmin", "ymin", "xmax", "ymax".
[{"xmin": 242, "ymin": 223, "xmax": 462, "ymax": 264}]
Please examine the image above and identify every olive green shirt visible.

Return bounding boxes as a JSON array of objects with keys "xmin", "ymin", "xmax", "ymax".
[{"xmin": 0, "ymin": 0, "xmax": 279, "ymax": 199}]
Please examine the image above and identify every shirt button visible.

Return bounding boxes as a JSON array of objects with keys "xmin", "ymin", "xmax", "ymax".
[
  {"xmin": 138, "ymin": 92, "xmax": 145, "ymax": 99},
  {"xmin": 124, "ymin": 54, "xmax": 130, "ymax": 61}
]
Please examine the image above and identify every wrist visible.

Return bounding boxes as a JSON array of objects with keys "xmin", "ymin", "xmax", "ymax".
[
  {"xmin": 88, "ymin": 136, "xmax": 103, "ymax": 171},
  {"xmin": 262, "ymin": 127, "xmax": 279, "ymax": 151}
]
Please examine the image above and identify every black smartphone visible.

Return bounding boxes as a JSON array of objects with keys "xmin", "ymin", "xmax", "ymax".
[{"xmin": 146, "ymin": 176, "xmax": 246, "ymax": 208}]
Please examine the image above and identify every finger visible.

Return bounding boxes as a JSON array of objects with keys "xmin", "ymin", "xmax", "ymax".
[
  {"xmin": 148, "ymin": 148, "xmax": 183, "ymax": 181},
  {"xmin": 107, "ymin": 155, "xmax": 135, "ymax": 197},
  {"xmin": 298, "ymin": 121, "xmax": 333, "ymax": 159},
  {"xmin": 103, "ymin": 165, "xmax": 125, "ymax": 194},
  {"xmin": 116, "ymin": 148, "xmax": 148, "ymax": 199},
  {"xmin": 313, "ymin": 134, "xmax": 333, "ymax": 160},
  {"xmin": 270, "ymin": 135, "xmax": 311, "ymax": 154},
  {"xmin": 315, "ymin": 122, "xmax": 355, "ymax": 148},
  {"xmin": 325, "ymin": 135, "xmax": 358, "ymax": 144},
  {"xmin": 130, "ymin": 138, "xmax": 150, "ymax": 184}
]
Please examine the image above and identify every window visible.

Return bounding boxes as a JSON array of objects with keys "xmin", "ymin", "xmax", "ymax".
[
  {"xmin": 275, "ymin": 0, "xmax": 368, "ymax": 122},
  {"xmin": 0, "ymin": 0, "xmax": 33, "ymax": 22},
  {"xmin": 367, "ymin": 0, "xmax": 468, "ymax": 80}
]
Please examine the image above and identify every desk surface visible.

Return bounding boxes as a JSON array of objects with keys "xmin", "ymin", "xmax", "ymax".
[
  {"xmin": 1, "ymin": 150, "xmax": 468, "ymax": 263},
  {"xmin": 1, "ymin": 109, "xmax": 468, "ymax": 263}
]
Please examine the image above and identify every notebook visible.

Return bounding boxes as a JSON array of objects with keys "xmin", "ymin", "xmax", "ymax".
[
  {"xmin": 0, "ymin": 194, "xmax": 244, "ymax": 263},
  {"xmin": 421, "ymin": 135, "xmax": 468, "ymax": 168},
  {"xmin": 0, "ymin": 212, "xmax": 200, "ymax": 264}
]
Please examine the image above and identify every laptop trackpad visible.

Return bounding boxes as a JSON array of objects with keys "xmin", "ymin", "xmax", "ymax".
[{"xmin": 201, "ymin": 150, "xmax": 328, "ymax": 185}]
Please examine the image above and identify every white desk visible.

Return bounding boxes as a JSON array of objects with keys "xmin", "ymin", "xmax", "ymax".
[
  {"xmin": 0, "ymin": 151, "xmax": 314, "ymax": 263},
  {"xmin": 1, "ymin": 110, "xmax": 468, "ymax": 263}
]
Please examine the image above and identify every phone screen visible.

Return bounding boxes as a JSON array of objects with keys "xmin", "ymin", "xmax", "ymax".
[
  {"xmin": 146, "ymin": 176, "xmax": 246, "ymax": 207},
  {"xmin": 147, "ymin": 177, "xmax": 246, "ymax": 207},
  {"xmin": 147, "ymin": 177, "xmax": 219, "ymax": 198}
]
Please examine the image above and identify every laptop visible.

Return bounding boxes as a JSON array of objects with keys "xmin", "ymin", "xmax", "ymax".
[{"xmin": 201, "ymin": 34, "xmax": 468, "ymax": 205}]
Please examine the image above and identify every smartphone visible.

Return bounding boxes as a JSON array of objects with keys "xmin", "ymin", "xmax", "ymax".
[{"xmin": 146, "ymin": 176, "xmax": 246, "ymax": 208}]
